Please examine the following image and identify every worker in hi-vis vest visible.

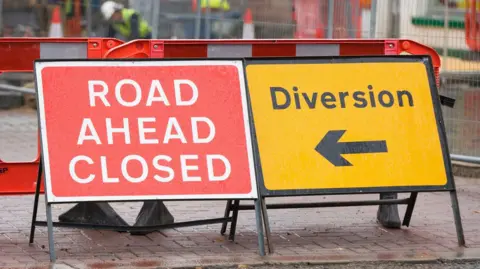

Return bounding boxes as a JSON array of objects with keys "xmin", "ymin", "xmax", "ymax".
[
  {"xmin": 192, "ymin": 0, "xmax": 239, "ymax": 38},
  {"xmin": 100, "ymin": 1, "xmax": 152, "ymax": 41},
  {"xmin": 198, "ymin": 0, "xmax": 231, "ymax": 11}
]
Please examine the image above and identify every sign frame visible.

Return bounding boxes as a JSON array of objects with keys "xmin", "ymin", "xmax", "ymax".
[
  {"xmin": 244, "ymin": 55, "xmax": 456, "ymax": 197},
  {"xmin": 30, "ymin": 58, "xmax": 267, "ymax": 262},
  {"xmin": 34, "ymin": 58, "xmax": 259, "ymax": 203}
]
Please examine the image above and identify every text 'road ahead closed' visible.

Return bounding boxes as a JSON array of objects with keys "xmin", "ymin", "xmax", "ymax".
[{"xmin": 35, "ymin": 60, "xmax": 257, "ymax": 202}]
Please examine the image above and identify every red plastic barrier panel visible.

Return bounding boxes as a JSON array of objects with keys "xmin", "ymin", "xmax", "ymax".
[
  {"xmin": 0, "ymin": 38, "xmax": 123, "ymax": 195},
  {"xmin": 0, "ymin": 38, "xmax": 441, "ymax": 195}
]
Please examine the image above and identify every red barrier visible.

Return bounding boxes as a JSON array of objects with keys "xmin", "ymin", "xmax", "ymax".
[
  {"xmin": 465, "ymin": 0, "xmax": 480, "ymax": 51},
  {"xmin": 0, "ymin": 38, "xmax": 441, "ymax": 195},
  {"xmin": 0, "ymin": 38, "xmax": 123, "ymax": 195}
]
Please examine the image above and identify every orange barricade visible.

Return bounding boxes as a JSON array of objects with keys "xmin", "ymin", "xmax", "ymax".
[
  {"xmin": 0, "ymin": 38, "xmax": 440, "ymax": 195},
  {"xmin": 0, "ymin": 38, "xmax": 123, "ymax": 195}
]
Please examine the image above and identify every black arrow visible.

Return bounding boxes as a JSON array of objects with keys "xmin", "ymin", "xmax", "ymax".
[{"xmin": 315, "ymin": 130, "xmax": 388, "ymax": 167}]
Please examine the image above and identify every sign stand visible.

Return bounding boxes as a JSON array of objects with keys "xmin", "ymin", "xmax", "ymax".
[
  {"xmin": 30, "ymin": 58, "xmax": 265, "ymax": 262},
  {"xmin": 260, "ymin": 197, "xmax": 273, "ymax": 253},
  {"xmin": 45, "ymin": 193, "xmax": 56, "ymax": 262},
  {"xmin": 28, "ymin": 158, "xmax": 43, "ymax": 245},
  {"xmin": 223, "ymin": 194, "xmax": 422, "ymax": 254},
  {"xmin": 29, "ymin": 160, "xmax": 266, "ymax": 261},
  {"xmin": 221, "ymin": 55, "xmax": 466, "ymax": 254},
  {"xmin": 449, "ymin": 190, "xmax": 466, "ymax": 245},
  {"xmin": 220, "ymin": 199, "xmax": 232, "ymax": 235},
  {"xmin": 224, "ymin": 189, "xmax": 465, "ymax": 254},
  {"xmin": 28, "ymin": 158, "xmax": 57, "ymax": 261},
  {"xmin": 401, "ymin": 192, "xmax": 418, "ymax": 226}
]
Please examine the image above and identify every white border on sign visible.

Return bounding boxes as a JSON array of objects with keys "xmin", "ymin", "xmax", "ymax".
[{"xmin": 34, "ymin": 60, "xmax": 258, "ymax": 203}]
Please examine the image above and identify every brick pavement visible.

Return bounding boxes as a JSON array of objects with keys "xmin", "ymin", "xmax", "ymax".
[{"xmin": 1, "ymin": 108, "xmax": 480, "ymax": 269}]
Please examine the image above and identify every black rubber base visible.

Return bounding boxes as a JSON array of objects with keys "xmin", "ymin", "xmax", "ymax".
[
  {"xmin": 377, "ymin": 193, "xmax": 401, "ymax": 229},
  {"xmin": 58, "ymin": 202, "xmax": 129, "ymax": 232},
  {"xmin": 130, "ymin": 201, "xmax": 175, "ymax": 236}
]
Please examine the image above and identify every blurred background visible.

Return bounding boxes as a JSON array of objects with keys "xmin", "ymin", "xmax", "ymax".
[
  {"xmin": 2, "ymin": 0, "xmax": 480, "ymax": 164},
  {"xmin": 0, "ymin": 0, "xmax": 474, "ymax": 45}
]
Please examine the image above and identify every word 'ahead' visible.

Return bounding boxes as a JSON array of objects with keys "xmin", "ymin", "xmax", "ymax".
[{"xmin": 35, "ymin": 60, "xmax": 257, "ymax": 202}]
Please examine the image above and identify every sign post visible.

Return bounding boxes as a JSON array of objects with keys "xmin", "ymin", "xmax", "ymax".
[
  {"xmin": 240, "ymin": 55, "xmax": 464, "ymax": 252},
  {"xmin": 31, "ymin": 59, "xmax": 263, "ymax": 261}
]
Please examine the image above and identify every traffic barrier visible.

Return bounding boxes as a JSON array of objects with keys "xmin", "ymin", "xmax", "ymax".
[
  {"xmin": 97, "ymin": 39, "xmax": 460, "ymax": 254},
  {"xmin": 0, "ymin": 38, "xmax": 123, "ymax": 195},
  {"xmin": 0, "ymin": 38, "xmax": 442, "ymax": 196},
  {"xmin": 0, "ymin": 38, "xmax": 463, "ymax": 261}
]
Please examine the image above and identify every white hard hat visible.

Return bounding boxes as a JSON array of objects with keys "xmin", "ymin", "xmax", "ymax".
[{"xmin": 101, "ymin": 1, "xmax": 124, "ymax": 20}]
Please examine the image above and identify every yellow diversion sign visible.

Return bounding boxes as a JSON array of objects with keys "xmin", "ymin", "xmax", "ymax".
[{"xmin": 246, "ymin": 56, "xmax": 452, "ymax": 195}]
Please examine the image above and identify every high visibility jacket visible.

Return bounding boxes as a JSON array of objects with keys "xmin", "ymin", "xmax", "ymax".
[
  {"xmin": 200, "ymin": 0, "xmax": 230, "ymax": 11},
  {"xmin": 112, "ymin": 9, "xmax": 152, "ymax": 38}
]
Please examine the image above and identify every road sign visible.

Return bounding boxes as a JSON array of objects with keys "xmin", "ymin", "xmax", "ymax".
[
  {"xmin": 245, "ymin": 56, "xmax": 453, "ymax": 195},
  {"xmin": 35, "ymin": 59, "xmax": 257, "ymax": 202}
]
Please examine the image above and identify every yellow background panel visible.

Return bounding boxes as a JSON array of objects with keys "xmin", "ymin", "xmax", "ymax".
[{"xmin": 246, "ymin": 61, "xmax": 447, "ymax": 191}]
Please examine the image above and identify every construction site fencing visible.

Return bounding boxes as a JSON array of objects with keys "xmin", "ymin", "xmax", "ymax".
[
  {"xmin": 0, "ymin": 1, "xmax": 378, "ymax": 39},
  {"xmin": 383, "ymin": 0, "xmax": 480, "ymax": 163}
]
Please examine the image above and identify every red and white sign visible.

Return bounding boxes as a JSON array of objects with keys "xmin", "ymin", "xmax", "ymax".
[{"xmin": 35, "ymin": 60, "xmax": 257, "ymax": 202}]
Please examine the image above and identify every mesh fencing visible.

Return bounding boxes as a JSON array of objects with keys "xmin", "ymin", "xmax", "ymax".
[
  {"xmin": 395, "ymin": 0, "xmax": 480, "ymax": 160},
  {"xmin": 1, "ymin": 0, "xmax": 480, "ymax": 161}
]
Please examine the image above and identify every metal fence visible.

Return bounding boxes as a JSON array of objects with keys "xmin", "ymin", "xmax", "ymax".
[
  {"xmin": 129, "ymin": 0, "xmax": 294, "ymax": 39},
  {"xmin": 0, "ymin": 0, "xmax": 372, "ymax": 39},
  {"xmin": 2, "ymin": 0, "xmax": 480, "ymax": 164},
  {"xmin": 391, "ymin": 0, "xmax": 480, "ymax": 163}
]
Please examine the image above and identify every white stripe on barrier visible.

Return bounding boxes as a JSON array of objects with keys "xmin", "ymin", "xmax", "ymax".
[
  {"xmin": 40, "ymin": 43, "xmax": 88, "ymax": 59},
  {"xmin": 295, "ymin": 44, "xmax": 340, "ymax": 56},
  {"xmin": 208, "ymin": 44, "xmax": 252, "ymax": 58}
]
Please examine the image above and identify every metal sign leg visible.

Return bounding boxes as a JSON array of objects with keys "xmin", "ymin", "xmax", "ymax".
[
  {"xmin": 260, "ymin": 197, "xmax": 273, "ymax": 253},
  {"xmin": 254, "ymin": 198, "xmax": 265, "ymax": 256},
  {"xmin": 45, "ymin": 201, "xmax": 56, "ymax": 262},
  {"xmin": 220, "ymin": 200, "xmax": 232, "ymax": 235},
  {"xmin": 228, "ymin": 200, "xmax": 240, "ymax": 241},
  {"xmin": 402, "ymin": 192, "xmax": 418, "ymax": 227},
  {"xmin": 43, "ymin": 167, "xmax": 56, "ymax": 263},
  {"xmin": 29, "ymin": 158, "xmax": 43, "ymax": 244},
  {"xmin": 450, "ymin": 190, "xmax": 466, "ymax": 246}
]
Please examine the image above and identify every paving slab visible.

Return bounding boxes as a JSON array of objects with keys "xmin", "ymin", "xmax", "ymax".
[{"xmin": 1, "ymin": 109, "xmax": 480, "ymax": 269}]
